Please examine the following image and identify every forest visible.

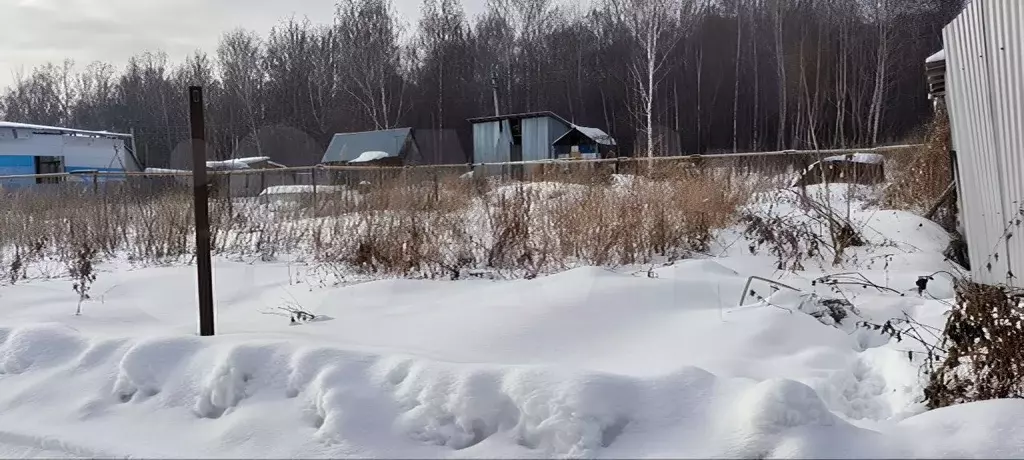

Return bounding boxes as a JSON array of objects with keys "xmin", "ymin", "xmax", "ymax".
[{"xmin": 0, "ymin": 0, "xmax": 963, "ymax": 168}]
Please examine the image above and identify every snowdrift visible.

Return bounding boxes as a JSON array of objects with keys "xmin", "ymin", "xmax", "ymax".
[{"xmin": 0, "ymin": 185, "xmax": 1008, "ymax": 458}]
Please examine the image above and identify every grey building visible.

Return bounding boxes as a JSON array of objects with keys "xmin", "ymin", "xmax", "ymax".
[
  {"xmin": 468, "ymin": 112, "xmax": 616, "ymax": 164},
  {"xmin": 322, "ymin": 128, "xmax": 420, "ymax": 166},
  {"xmin": 321, "ymin": 128, "xmax": 467, "ymax": 166}
]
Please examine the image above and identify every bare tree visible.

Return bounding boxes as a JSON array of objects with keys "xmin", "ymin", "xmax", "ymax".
[
  {"xmin": 218, "ymin": 29, "xmax": 267, "ymax": 157},
  {"xmin": 336, "ymin": 0, "xmax": 410, "ymax": 130},
  {"xmin": 607, "ymin": 0, "xmax": 698, "ymax": 158}
]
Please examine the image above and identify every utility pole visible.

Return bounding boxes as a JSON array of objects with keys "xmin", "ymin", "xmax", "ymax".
[
  {"xmin": 188, "ymin": 86, "xmax": 216, "ymax": 337},
  {"xmin": 491, "ymin": 70, "xmax": 501, "ymax": 116}
]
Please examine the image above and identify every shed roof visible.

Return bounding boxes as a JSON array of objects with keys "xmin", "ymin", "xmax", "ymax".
[
  {"xmin": 467, "ymin": 111, "xmax": 571, "ymax": 125},
  {"xmin": 468, "ymin": 111, "xmax": 616, "ymax": 146},
  {"xmin": 926, "ymin": 49, "xmax": 946, "ymax": 64},
  {"xmin": 553, "ymin": 125, "xmax": 617, "ymax": 146},
  {"xmin": 322, "ymin": 128, "xmax": 413, "ymax": 163},
  {"xmin": 0, "ymin": 121, "xmax": 132, "ymax": 139}
]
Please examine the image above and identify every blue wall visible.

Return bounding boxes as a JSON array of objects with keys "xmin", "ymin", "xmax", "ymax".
[
  {"xmin": 0, "ymin": 157, "xmax": 128, "ymax": 189},
  {"xmin": 0, "ymin": 156, "xmax": 37, "ymax": 188}
]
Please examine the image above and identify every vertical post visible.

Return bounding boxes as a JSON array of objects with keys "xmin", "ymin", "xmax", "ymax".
[
  {"xmin": 92, "ymin": 172, "xmax": 99, "ymax": 195},
  {"xmin": 310, "ymin": 166, "xmax": 318, "ymax": 217},
  {"xmin": 491, "ymin": 71, "xmax": 500, "ymax": 116},
  {"xmin": 130, "ymin": 127, "xmax": 143, "ymax": 169},
  {"xmin": 189, "ymin": 86, "xmax": 216, "ymax": 337}
]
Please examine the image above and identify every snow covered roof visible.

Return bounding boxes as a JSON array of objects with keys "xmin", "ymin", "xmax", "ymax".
[
  {"xmin": 0, "ymin": 121, "xmax": 132, "ymax": 139},
  {"xmin": 205, "ymin": 156, "xmax": 282, "ymax": 170},
  {"xmin": 322, "ymin": 128, "xmax": 411, "ymax": 163},
  {"xmin": 559, "ymin": 125, "xmax": 617, "ymax": 146},
  {"xmin": 349, "ymin": 151, "xmax": 391, "ymax": 164},
  {"xmin": 926, "ymin": 49, "xmax": 946, "ymax": 64},
  {"xmin": 822, "ymin": 153, "xmax": 885, "ymax": 165},
  {"xmin": 144, "ymin": 157, "xmax": 284, "ymax": 174}
]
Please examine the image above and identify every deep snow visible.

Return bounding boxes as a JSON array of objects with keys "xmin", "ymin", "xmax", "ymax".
[{"xmin": 0, "ymin": 183, "xmax": 1012, "ymax": 459}]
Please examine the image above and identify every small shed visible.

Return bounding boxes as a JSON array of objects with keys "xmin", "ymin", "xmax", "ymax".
[
  {"xmin": 321, "ymin": 128, "xmax": 422, "ymax": 167},
  {"xmin": 0, "ymin": 121, "xmax": 142, "ymax": 188},
  {"xmin": 468, "ymin": 111, "xmax": 616, "ymax": 164},
  {"xmin": 926, "ymin": 49, "xmax": 947, "ymax": 110},
  {"xmin": 144, "ymin": 156, "xmax": 294, "ymax": 198},
  {"xmin": 552, "ymin": 125, "xmax": 616, "ymax": 159}
]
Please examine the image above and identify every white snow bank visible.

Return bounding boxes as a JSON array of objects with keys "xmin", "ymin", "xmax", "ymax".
[
  {"xmin": 926, "ymin": 49, "xmax": 946, "ymax": 64},
  {"xmin": 0, "ymin": 182, "xmax": 1001, "ymax": 458},
  {"xmin": 258, "ymin": 185, "xmax": 349, "ymax": 196},
  {"xmin": 349, "ymin": 151, "xmax": 391, "ymax": 163}
]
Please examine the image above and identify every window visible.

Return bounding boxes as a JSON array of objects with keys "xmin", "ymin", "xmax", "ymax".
[{"xmin": 35, "ymin": 156, "xmax": 63, "ymax": 184}]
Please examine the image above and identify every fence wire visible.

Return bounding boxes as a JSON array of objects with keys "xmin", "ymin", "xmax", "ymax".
[{"xmin": 0, "ymin": 146, "xmax": 922, "ymax": 273}]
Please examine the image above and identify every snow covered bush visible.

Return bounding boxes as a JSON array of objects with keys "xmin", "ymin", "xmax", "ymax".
[{"xmin": 924, "ymin": 281, "xmax": 1024, "ymax": 409}]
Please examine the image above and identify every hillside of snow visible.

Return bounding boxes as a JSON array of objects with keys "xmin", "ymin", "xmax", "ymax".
[{"xmin": 0, "ymin": 184, "xmax": 1015, "ymax": 458}]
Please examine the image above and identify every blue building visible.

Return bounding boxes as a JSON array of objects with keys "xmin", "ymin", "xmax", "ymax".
[
  {"xmin": 468, "ymin": 111, "xmax": 616, "ymax": 164},
  {"xmin": 0, "ymin": 122, "xmax": 142, "ymax": 187}
]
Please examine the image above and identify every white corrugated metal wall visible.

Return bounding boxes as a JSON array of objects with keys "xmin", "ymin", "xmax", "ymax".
[{"xmin": 945, "ymin": 0, "xmax": 1024, "ymax": 286}]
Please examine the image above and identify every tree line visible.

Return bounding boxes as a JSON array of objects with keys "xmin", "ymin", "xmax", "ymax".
[{"xmin": 0, "ymin": 0, "xmax": 962, "ymax": 168}]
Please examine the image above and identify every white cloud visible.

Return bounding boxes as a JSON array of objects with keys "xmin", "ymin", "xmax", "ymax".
[{"xmin": 0, "ymin": 0, "xmax": 484, "ymax": 90}]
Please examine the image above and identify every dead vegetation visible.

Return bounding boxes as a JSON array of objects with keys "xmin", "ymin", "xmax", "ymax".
[
  {"xmin": 0, "ymin": 160, "xmax": 769, "ymax": 284},
  {"xmin": 883, "ymin": 111, "xmax": 954, "ymax": 222}
]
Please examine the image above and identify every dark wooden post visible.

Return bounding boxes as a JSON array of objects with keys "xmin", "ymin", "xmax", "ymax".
[{"xmin": 189, "ymin": 86, "xmax": 215, "ymax": 337}]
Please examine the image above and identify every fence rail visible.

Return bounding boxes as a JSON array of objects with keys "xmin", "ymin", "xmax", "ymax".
[
  {"xmin": 0, "ymin": 144, "xmax": 924, "ymax": 204},
  {"xmin": 0, "ymin": 144, "xmax": 923, "ymax": 182}
]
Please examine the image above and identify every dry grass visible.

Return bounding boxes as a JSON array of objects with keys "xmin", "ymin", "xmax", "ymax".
[
  {"xmin": 883, "ymin": 113, "xmax": 953, "ymax": 215},
  {"xmin": 0, "ymin": 160, "xmax": 764, "ymax": 282}
]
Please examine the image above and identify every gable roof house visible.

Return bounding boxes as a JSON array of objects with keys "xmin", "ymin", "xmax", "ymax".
[
  {"xmin": 467, "ymin": 111, "xmax": 616, "ymax": 165},
  {"xmin": 320, "ymin": 128, "xmax": 467, "ymax": 167},
  {"xmin": 322, "ymin": 128, "xmax": 420, "ymax": 167}
]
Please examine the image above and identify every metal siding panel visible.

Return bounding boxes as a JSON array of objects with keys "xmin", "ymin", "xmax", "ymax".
[
  {"xmin": 521, "ymin": 117, "xmax": 548, "ymax": 162},
  {"xmin": 62, "ymin": 137, "xmax": 129, "ymax": 171},
  {"xmin": 945, "ymin": 1, "xmax": 1011, "ymax": 284},
  {"xmin": 548, "ymin": 117, "xmax": 570, "ymax": 152},
  {"xmin": 0, "ymin": 135, "xmax": 61, "ymax": 157},
  {"xmin": 472, "ymin": 122, "xmax": 502, "ymax": 163},
  {"xmin": 986, "ymin": 0, "xmax": 1024, "ymax": 285}
]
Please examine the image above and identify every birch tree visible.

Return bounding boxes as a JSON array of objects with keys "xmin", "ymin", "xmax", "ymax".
[
  {"xmin": 336, "ymin": 0, "xmax": 409, "ymax": 130},
  {"xmin": 608, "ymin": 0, "xmax": 698, "ymax": 157}
]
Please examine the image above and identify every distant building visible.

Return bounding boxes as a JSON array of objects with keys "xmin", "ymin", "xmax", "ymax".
[
  {"xmin": 467, "ymin": 111, "xmax": 616, "ymax": 164},
  {"xmin": 926, "ymin": 49, "xmax": 946, "ymax": 111},
  {"xmin": 321, "ymin": 128, "xmax": 466, "ymax": 166},
  {"xmin": 0, "ymin": 122, "xmax": 142, "ymax": 187},
  {"xmin": 144, "ymin": 156, "xmax": 293, "ymax": 198}
]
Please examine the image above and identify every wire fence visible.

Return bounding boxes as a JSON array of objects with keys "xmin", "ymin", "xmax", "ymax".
[
  {"xmin": 0, "ymin": 144, "xmax": 927, "ymax": 280},
  {"xmin": 0, "ymin": 144, "xmax": 922, "ymax": 200}
]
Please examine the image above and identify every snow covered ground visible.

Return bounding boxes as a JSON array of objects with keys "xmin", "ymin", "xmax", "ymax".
[{"xmin": 0, "ymin": 183, "xmax": 1016, "ymax": 458}]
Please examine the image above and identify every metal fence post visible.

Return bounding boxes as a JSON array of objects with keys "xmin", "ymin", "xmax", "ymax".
[{"xmin": 188, "ymin": 86, "xmax": 216, "ymax": 337}]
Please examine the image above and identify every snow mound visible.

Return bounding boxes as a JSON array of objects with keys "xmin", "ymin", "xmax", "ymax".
[{"xmin": 349, "ymin": 151, "xmax": 391, "ymax": 163}]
